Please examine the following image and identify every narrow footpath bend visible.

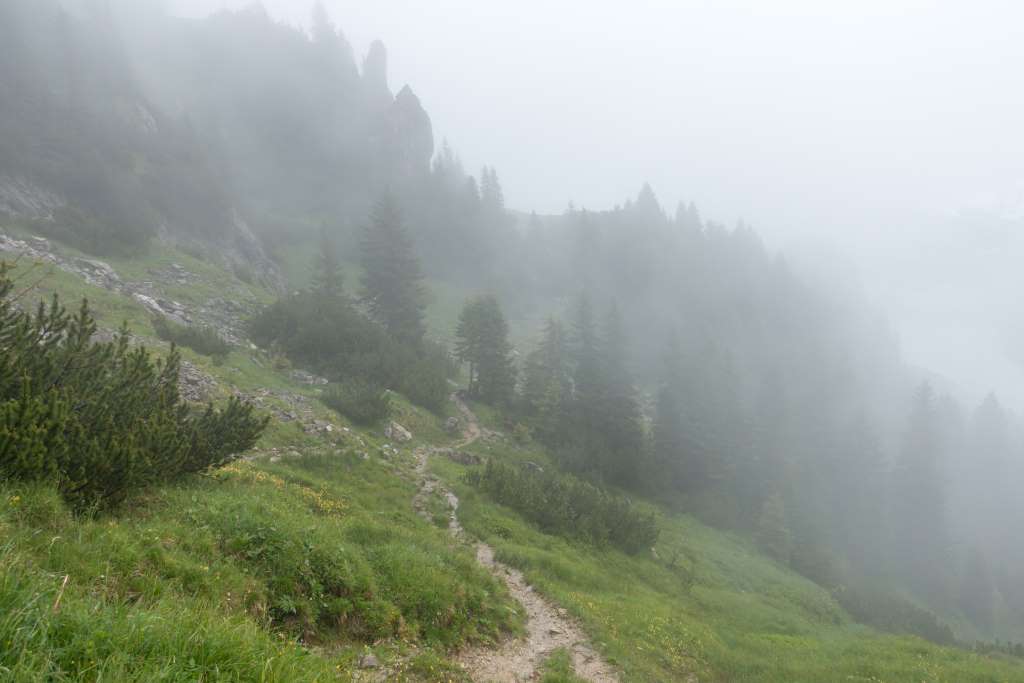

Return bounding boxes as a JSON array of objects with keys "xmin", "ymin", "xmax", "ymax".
[{"xmin": 414, "ymin": 392, "xmax": 619, "ymax": 683}]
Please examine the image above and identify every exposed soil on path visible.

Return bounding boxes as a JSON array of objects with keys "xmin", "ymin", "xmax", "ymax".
[{"xmin": 414, "ymin": 393, "xmax": 619, "ymax": 683}]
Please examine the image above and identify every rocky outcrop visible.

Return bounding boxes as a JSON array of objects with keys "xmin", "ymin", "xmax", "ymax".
[
  {"xmin": 0, "ymin": 177, "xmax": 63, "ymax": 221},
  {"xmin": 0, "ymin": 233, "xmax": 257, "ymax": 344},
  {"xmin": 361, "ymin": 40, "xmax": 392, "ymax": 110},
  {"xmin": 179, "ymin": 360, "xmax": 219, "ymax": 402},
  {"xmin": 385, "ymin": 421, "xmax": 413, "ymax": 443},
  {"xmin": 382, "ymin": 86, "xmax": 434, "ymax": 179}
]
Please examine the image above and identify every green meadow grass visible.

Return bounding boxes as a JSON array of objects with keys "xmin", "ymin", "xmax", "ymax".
[
  {"xmin": 0, "ymin": 445, "xmax": 521, "ymax": 680},
  {"xmin": 432, "ymin": 435, "xmax": 1024, "ymax": 682},
  {"xmin": 2, "ymin": 229, "xmax": 1022, "ymax": 681}
]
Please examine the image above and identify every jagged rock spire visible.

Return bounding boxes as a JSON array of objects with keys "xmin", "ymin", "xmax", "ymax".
[{"xmin": 362, "ymin": 40, "xmax": 390, "ymax": 98}]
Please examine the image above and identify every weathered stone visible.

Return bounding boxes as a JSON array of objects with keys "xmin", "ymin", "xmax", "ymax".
[
  {"xmin": 444, "ymin": 416, "xmax": 461, "ymax": 434},
  {"xmin": 384, "ymin": 421, "xmax": 413, "ymax": 443}
]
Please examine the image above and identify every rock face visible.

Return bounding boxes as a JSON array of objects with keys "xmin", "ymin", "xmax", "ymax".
[
  {"xmin": 0, "ymin": 232, "xmax": 262, "ymax": 345},
  {"xmin": 179, "ymin": 360, "xmax": 219, "ymax": 402},
  {"xmin": 361, "ymin": 40, "xmax": 392, "ymax": 110},
  {"xmin": 382, "ymin": 85, "xmax": 434, "ymax": 179},
  {"xmin": 384, "ymin": 421, "xmax": 413, "ymax": 443},
  {"xmin": 290, "ymin": 369, "xmax": 329, "ymax": 386},
  {"xmin": 0, "ymin": 177, "xmax": 63, "ymax": 221}
]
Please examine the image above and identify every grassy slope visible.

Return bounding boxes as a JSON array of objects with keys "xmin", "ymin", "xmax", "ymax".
[
  {"xmin": 1, "ymin": 231, "xmax": 1022, "ymax": 681},
  {"xmin": 0, "ymin": 234, "xmax": 519, "ymax": 681},
  {"xmin": 430, "ymin": 406, "xmax": 1024, "ymax": 682}
]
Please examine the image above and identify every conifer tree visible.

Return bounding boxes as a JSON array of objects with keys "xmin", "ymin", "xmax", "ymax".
[
  {"xmin": 455, "ymin": 295, "xmax": 516, "ymax": 404},
  {"xmin": 568, "ymin": 293, "xmax": 606, "ymax": 472},
  {"xmin": 599, "ymin": 302, "xmax": 644, "ymax": 485},
  {"xmin": 523, "ymin": 317, "xmax": 572, "ymax": 442},
  {"xmin": 476, "ymin": 296, "xmax": 516, "ymax": 405},
  {"xmin": 480, "ymin": 166, "xmax": 505, "ymax": 215},
  {"xmin": 653, "ymin": 331, "xmax": 691, "ymax": 492},
  {"xmin": 360, "ymin": 192, "xmax": 427, "ymax": 345},
  {"xmin": 455, "ymin": 297, "xmax": 487, "ymax": 394}
]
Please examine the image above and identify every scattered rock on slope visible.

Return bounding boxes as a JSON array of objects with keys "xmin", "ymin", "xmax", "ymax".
[{"xmin": 385, "ymin": 421, "xmax": 413, "ymax": 443}]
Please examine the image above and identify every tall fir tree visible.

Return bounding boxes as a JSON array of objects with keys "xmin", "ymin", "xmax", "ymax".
[
  {"xmin": 455, "ymin": 295, "xmax": 516, "ymax": 404},
  {"xmin": 567, "ymin": 293, "xmax": 607, "ymax": 473},
  {"xmin": 653, "ymin": 331, "xmax": 692, "ymax": 493},
  {"xmin": 360, "ymin": 192, "xmax": 427, "ymax": 346},
  {"xmin": 454, "ymin": 297, "xmax": 487, "ymax": 394},
  {"xmin": 480, "ymin": 166, "xmax": 505, "ymax": 215},
  {"xmin": 523, "ymin": 317, "xmax": 572, "ymax": 443}
]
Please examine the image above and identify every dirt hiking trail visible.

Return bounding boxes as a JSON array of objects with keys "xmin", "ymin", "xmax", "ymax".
[{"xmin": 413, "ymin": 392, "xmax": 619, "ymax": 683}]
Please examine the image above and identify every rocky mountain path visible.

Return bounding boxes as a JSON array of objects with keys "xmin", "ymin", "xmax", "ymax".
[{"xmin": 413, "ymin": 392, "xmax": 619, "ymax": 683}]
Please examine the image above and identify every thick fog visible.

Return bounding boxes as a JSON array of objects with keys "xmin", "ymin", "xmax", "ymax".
[
  {"xmin": 5, "ymin": 0, "xmax": 1024, "ymax": 648},
  {"xmin": 163, "ymin": 0, "xmax": 1024, "ymax": 410}
]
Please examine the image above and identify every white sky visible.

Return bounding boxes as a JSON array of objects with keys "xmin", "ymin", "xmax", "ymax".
[{"xmin": 166, "ymin": 0, "xmax": 1024, "ymax": 409}]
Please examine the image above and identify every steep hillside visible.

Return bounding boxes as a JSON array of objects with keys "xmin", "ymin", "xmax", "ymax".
[{"xmin": 0, "ymin": 228, "xmax": 1021, "ymax": 681}]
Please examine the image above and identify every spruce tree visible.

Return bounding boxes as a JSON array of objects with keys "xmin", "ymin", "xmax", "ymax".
[
  {"xmin": 454, "ymin": 295, "xmax": 516, "ymax": 405},
  {"xmin": 360, "ymin": 192, "xmax": 427, "ymax": 346},
  {"xmin": 568, "ymin": 293, "xmax": 606, "ymax": 472},
  {"xmin": 653, "ymin": 331, "xmax": 690, "ymax": 492},
  {"xmin": 523, "ymin": 317, "xmax": 572, "ymax": 443},
  {"xmin": 455, "ymin": 297, "xmax": 487, "ymax": 395},
  {"xmin": 480, "ymin": 166, "xmax": 505, "ymax": 215},
  {"xmin": 476, "ymin": 296, "xmax": 516, "ymax": 405},
  {"xmin": 599, "ymin": 302, "xmax": 643, "ymax": 486}
]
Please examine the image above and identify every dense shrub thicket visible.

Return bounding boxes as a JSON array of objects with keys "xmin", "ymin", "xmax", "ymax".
[
  {"xmin": 0, "ymin": 268, "xmax": 267, "ymax": 509},
  {"xmin": 464, "ymin": 459, "xmax": 659, "ymax": 554},
  {"xmin": 833, "ymin": 584, "xmax": 956, "ymax": 646},
  {"xmin": 321, "ymin": 381, "xmax": 391, "ymax": 425},
  {"xmin": 249, "ymin": 291, "xmax": 453, "ymax": 412},
  {"xmin": 151, "ymin": 315, "xmax": 231, "ymax": 360}
]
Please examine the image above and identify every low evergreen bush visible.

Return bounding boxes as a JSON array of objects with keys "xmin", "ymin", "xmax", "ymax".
[
  {"xmin": 464, "ymin": 459, "xmax": 659, "ymax": 554},
  {"xmin": 151, "ymin": 315, "xmax": 231, "ymax": 360},
  {"xmin": 249, "ymin": 291, "xmax": 452, "ymax": 411},
  {"xmin": 322, "ymin": 381, "xmax": 391, "ymax": 425},
  {"xmin": 0, "ymin": 266, "xmax": 267, "ymax": 509},
  {"xmin": 833, "ymin": 584, "xmax": 956, "ymax": 645}
]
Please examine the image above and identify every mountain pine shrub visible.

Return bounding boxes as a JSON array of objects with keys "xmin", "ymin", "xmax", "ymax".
[
  {"xmin": 0, "ymin": 266, "xmax": 267, "ymax": 509},
  {"xmin": 464, "ymin": 459, "xmax": 659, "ymax": 554},
  {"xmin": 151, "ymin": 315, "xmax": 231, "ymax": 361}
]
